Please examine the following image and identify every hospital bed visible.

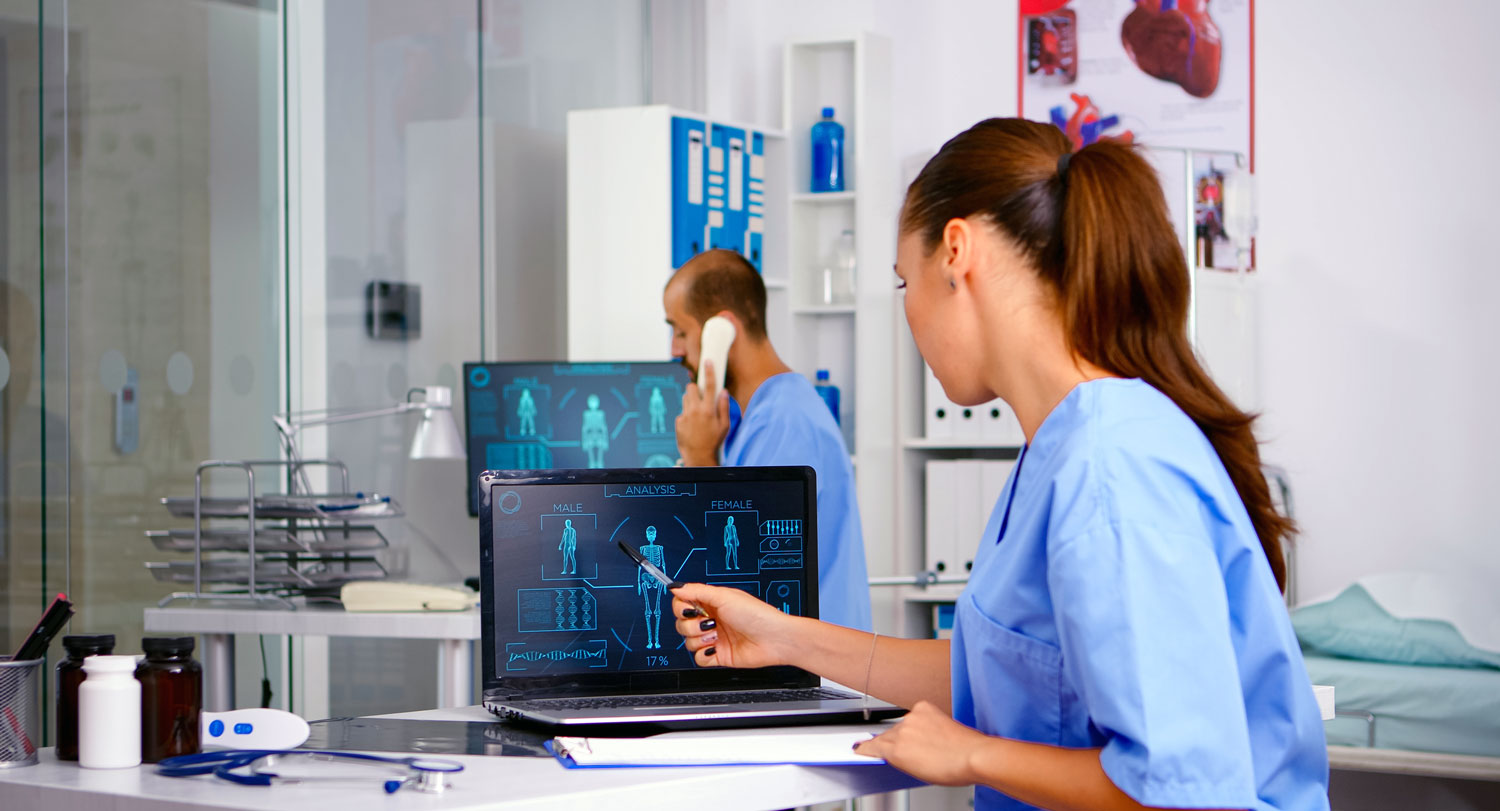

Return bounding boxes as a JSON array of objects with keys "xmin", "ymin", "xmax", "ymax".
[
  {"xmin": 1270, "ymin": 468, "xmax": 1500, "ymax": 783},
  {"xmin": 1306, "ymin": 653, "xmax": 1500, "ymax": 781}
]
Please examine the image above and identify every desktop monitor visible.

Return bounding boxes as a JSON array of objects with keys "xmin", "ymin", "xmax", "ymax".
[{"xmin": 462, "ymin": 361, "xmax": 692, "ymax": 515}]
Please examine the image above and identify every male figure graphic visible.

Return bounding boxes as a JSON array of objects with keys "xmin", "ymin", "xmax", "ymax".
[
  {"xmin": 637, "ymin": 526, "xmax": 667, "ymax": 650},
  {"xmin": 517, "ymin": 388, "xmax": 537, "ymax": 436},
  {"xmin": 648, "ymin": 387, "xmax": 667, "ymax": 434},
  {"xmin": 723, "ymin": 516, "xmax": 739, "ymax": 570},
  {"xmin": 558, "ymin": 519, "xmax": 577, "ymax": 575},
  {"xmin": 581, "ymin": 394, "xmax": 609, "ymax": 468}
]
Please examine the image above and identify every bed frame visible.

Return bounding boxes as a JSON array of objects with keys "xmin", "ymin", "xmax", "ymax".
[{"xmin": 1269, "ymin": 466, "xmax": 1500, "ymax": 784}]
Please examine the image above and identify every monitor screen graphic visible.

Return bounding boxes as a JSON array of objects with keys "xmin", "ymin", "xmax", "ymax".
[{"xmin": 463, "ymin": 361, "xmax": 691, "ymax": 515}]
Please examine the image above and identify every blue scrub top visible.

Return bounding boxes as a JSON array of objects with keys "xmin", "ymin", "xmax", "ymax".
[
  {"xmin": 952, "ymin": 379, "xmax": 1328, "ymax": 811},
  {"xmin": 722, "ymin": 372, "xmax": 872, "ymax": 631}
]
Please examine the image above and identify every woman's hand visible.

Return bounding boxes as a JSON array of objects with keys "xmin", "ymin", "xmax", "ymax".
[
  {"xmin": 671, "ymin": 582, "xmax": 799, "ymax": 669},
  {"xmin": 854, "ymin": 701, "xmax": 995, "ymax": 787}
]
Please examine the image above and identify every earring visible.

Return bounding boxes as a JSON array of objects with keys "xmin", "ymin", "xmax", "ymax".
[{"xmin": 949, "ymin": 279, "xmax": 956, "ymax": 289}]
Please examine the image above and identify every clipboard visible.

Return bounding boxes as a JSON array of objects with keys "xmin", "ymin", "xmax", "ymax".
[{"xmin": 546, "ymin": 724, "xmax": 892, "ymax": 769}]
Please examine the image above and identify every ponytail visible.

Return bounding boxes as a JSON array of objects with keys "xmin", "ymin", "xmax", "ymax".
[{"xmin": 902, "ymin": 119, "xmax": 1291, "ymax": 591}]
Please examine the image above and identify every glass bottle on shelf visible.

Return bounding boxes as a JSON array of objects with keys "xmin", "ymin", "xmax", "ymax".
[
  {"xmin": 814, "ymin": 230, "xmax": 858, "ymax": 307},
  {"xmin": 834, "ymin": 229, "xmax": 856, "ymax": 304}
]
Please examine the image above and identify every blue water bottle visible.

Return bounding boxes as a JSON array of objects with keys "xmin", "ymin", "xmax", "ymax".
[
  {"xmin": 810, "ymin": 107, "xmax": 845, "ymax": 192},
  {"xmin": 814, "ymin": 369, "xmax": 840, "ymax": 424}
]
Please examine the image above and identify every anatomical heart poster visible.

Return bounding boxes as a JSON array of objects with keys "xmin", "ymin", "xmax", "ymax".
[{"xmin": 1019, "ymin": 0, "xmax": 1252, "ymax": 159}]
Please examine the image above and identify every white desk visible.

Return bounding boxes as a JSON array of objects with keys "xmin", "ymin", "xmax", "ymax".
[
  {"xmin": 143, "ymin": 606, "xmax": 481, "ymax": 711},
  {"xmin": 0, "ymin": 706, "xmax": 921, "ymax": 810}
]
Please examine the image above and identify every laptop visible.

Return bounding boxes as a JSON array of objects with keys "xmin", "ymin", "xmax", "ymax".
[{"xmin": 477, "ymin": 466, "xmax": 904, "ymax": 730}]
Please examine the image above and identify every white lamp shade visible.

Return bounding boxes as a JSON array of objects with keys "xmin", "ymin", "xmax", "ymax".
[{"xmin": 409, "ymin": 404, "xmax": 466, "ymax": 460}]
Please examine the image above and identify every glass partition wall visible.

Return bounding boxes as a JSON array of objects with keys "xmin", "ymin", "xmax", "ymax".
[
  {"xmin": 308, "ymin": 0, "xmax": 651, "ymax": 717},
  {"xmin": 1, "ymin": 0, "xmax": 670, "ymax": 729},
  {"xmin": 0, "ymin": 0, "xmax": 285, "ymax": 732}
]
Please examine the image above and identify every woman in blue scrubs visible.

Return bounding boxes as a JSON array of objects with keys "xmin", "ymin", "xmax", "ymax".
[{"xmin": 673, "ymin": 118, "xmax": 1328, "ymax": 810}]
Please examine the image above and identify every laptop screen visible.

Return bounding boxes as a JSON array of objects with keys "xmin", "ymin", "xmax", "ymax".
[
  {"xmin": 461, "ymin": 362, "xmax": 692, "ymax": 515},
  {"xmin": 479, "ymin": 467, "xmax": 818, "ymax": 696}
]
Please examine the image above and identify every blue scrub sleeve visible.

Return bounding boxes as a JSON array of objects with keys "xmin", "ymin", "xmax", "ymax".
[{"xmin": 1047, "ymin": 521, "xmax": 1260, "ymax": 808}]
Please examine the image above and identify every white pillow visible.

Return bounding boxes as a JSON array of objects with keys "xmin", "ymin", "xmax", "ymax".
[{"xmin": 1350, "ymin": 571, "xmax": 1500, "ymax": 655}]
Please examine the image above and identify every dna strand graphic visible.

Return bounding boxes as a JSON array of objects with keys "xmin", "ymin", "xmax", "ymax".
[
  {"xmin": 507, "ymin": 647, "xmax": 607, "ymax": 664},
  {"xmin": 505, "ymin": 639, "xmax": 609, "ymax": 671}
]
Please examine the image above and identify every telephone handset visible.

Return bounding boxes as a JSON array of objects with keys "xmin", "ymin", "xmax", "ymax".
[{"xmin": 697, "ymin": 315, "xmax": 736, "ymax": 395}]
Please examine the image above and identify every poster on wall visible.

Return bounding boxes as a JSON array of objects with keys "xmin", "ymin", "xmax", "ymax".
[{"xmin": 1019, "ymin": 0, "xmax": 1254, "ymax": 269}]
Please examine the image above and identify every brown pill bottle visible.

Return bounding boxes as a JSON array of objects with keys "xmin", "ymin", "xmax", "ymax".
[
  {"xmin": 56, "ymin": 634, "xmax": 116, "ymax": 761},
  {"xmin": 136, "ymin": 636, "xmax": 203, "ymax": 763}
]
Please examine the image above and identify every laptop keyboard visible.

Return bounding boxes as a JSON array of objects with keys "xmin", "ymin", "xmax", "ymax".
[{"xmin": 515, "ymin": 687, "xmax": 857, "ymax": 711}]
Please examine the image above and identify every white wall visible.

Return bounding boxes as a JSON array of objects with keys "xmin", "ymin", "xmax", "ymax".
[
  {"xmin": 1255, "ymin": 1, "xmax": 1500, "ymax": 601},
  {"xmin": 713, "ymin": 0, "xmax": 1500, "ymax": 602}
]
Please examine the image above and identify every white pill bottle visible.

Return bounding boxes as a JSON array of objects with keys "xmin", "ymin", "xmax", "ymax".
[{"xmin": 78, "ymin": 654, "xmax": 142, "ymax": 769}]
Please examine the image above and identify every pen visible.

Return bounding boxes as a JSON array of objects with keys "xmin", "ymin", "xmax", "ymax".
[{"xmin": 616, "ymin": 541, "xmax": 704, "ymax": 619}]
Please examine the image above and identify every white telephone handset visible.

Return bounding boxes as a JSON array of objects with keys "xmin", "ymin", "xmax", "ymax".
[{"xmin": 697, "ymin": 315, "xmax": 736, "ymax": 395}]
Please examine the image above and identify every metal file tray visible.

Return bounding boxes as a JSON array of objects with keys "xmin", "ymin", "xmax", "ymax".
[
  {"xmin": 160, "ymin": 493, "xmax": 405, "ymax": 521},
  {"xmin": 146, "ymin": 525, "xmax": 389, "ymax": 554},
  {"xmin": 145, "ymin": 558, "xmax": 387, "ymax": 588}
]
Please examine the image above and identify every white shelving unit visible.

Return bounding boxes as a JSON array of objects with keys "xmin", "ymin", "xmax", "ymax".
[
  {"xmin": 780, "ymin": 31, "xmax": 894, "ymax": 623},
  {"xmin": 779, "ymin": 34, "xmax": 900, "ymax": 633}
]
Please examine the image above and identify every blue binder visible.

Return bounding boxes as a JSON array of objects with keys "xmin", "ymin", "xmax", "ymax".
[
  {"xmin": 709, "ymin": 123, "xmax": 747, "ymax": 256},
  {"xmin": 746, "ymin": 131, "xmax": 766, "ymax": 271},
  {"xmin": 671, "ymin": 116, "xmax": 708, "ymax": 268}
]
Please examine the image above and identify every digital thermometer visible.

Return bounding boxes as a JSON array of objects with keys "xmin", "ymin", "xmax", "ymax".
[{"xmin": 201, "ymin": 709, "xmax": 310, "ymax": 750}]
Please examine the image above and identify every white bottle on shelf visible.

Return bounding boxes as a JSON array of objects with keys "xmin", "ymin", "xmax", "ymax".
[{"xmin": 78, "ymin": 654, "xmax": 142, "ymax": 769}]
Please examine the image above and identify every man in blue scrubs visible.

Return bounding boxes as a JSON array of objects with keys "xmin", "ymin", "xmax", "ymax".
[{"xmin": 664, "ymin": 250, "xmax": 872, "ymax": 631}]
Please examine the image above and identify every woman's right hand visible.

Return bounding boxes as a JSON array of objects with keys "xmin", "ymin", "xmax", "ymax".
[{"xmin": 671, "ymin": 582, "xmax": 800, "ymax": 670}]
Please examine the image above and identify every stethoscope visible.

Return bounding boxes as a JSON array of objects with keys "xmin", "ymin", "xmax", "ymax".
[{"xmin": 157, "ymin": 749, "xmax": 464, "ymax": 794}]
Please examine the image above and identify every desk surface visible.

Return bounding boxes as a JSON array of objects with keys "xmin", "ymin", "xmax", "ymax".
[
  {"xmin": 144, "ymin": 605, "xmax": 481, "ymax": 640},
  {"xmin": 0, "ymin": 706, "xmax": 920, "ymax": 811}
]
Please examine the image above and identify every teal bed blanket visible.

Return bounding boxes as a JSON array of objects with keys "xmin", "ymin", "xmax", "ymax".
[{"xmin": 1304, "ymin": 654, "xmax": 1500, "ymax": 757}]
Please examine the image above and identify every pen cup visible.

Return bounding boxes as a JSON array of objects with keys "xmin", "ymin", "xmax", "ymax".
[{"xmin": 0, "ymin": 655, "xmax": 43, "ymax": 768}]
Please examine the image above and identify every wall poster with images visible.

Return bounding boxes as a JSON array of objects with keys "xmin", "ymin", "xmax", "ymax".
[{"xmin": 1019, "ymin": 0, "xmax": 1254, "ymax": 270}]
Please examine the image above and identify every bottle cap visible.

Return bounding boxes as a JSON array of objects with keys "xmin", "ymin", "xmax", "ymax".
[
  {"xmin": 81, "ymin": 654, "xmax": 139, "ymax": 674},
  {"xmin": 142, "ymin": 636, "xmax": 196, "ymax": 657},
  {"xmin": 62, "ymin": 634, "xmax": 115, "ymax": 658},
  {"xmin": 816, "ymin": 369, "xmax": 831, "ymax": 381},
  {"xmin": 821, "ymin": 107, "xmax": 835, "ymax": 118}
]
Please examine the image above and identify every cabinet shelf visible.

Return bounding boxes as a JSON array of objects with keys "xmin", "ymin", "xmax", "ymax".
[
  {"xmin": 791, "ymin": 191, "xmax": 856, "ymax": 204},
  {"xmin": 900, "ymin": 584, "xmax": 968, "ymax": 603},
  {"xmin": 791, "ymin": 304, "xmax": 856, "ymax": 316},
  {"xmin": 903, "ymin": 438, "xmax": 1023, "ymax": 450}
]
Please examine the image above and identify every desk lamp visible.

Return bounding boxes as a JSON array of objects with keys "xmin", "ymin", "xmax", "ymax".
[{"xmin": 274, "ymin": 385, "xmax": 465, "ymax": 493}]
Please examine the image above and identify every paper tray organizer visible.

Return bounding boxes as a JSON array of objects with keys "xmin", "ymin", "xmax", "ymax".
[
  {"xmin": 146, "ymin": 459, "xmax": 400, "ymax": 610},
  {"xmin": 147, "ymin": 559, "xmax": 388, "ymax": 587},
  {"xmin": 146, "ymin": 525, "xmax": 388, "ymax": 554}
]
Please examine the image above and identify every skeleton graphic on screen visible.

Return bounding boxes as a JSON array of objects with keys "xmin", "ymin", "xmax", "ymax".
[
  {"xmin": 648, "ymin": 387, "xmax": 667, "ymax": 434},
  {"xmin": 558, "ymin": 519, "xmax": 578, "ymax": 575},
  {"xmin": 517, "ymin": 388, "xmax": 537, "ymax": 436},
  {"xmin": 723, "ymin": 516, "xmax": 740, "ymax": 570},
  {"xmin": 581, "ymin": 394, "xmax": 609, "ymax": 468},
  {"xmin": 637, "ymin": 526, "xmax": 667, "ymax": 649}
]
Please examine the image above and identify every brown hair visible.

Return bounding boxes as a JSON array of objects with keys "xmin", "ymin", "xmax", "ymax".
[
  {"xmin": 671, "ymin": 249, "xmax": 768, "ymax": 339},
  {"xmin": 902, "ymin": 118, "xmax": 1292, "ymax": 590}
]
